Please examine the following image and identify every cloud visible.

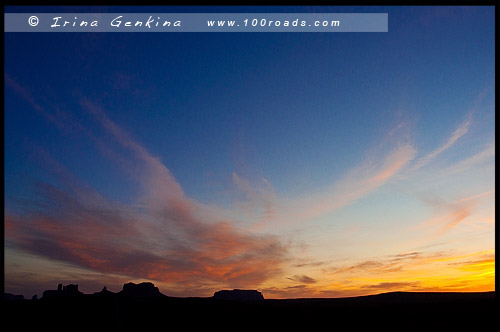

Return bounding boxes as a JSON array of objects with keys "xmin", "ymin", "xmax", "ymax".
[
  {"xmin": 261, "ymin": 285, "xmax": 312, "ymax": 299},
  {"xmin": 6, "ymin": 73, "xmax": 86, "ymax": 135},
  {"xmin": 292, "ymin": 260, "xmax": 327, "ymax": 268},
  {"xmin": 4, "ymin": 247, "xmax": 133, "ymax": 297},
  {"xmin": 5, "ymin": 99, "xmax": 290, "ymax": 295},
  {"xmin": 286, "ymin": 143, "xmax": 416, "ymax": 223},
  {"xmin": 415, "ymin": 191, "xmax": 493, "ymax": 236},
  {"xmin": 286, "ymin": 275, "xmax": 317, "ymax": 284},
  {"xmin": 80, "ymin": 98, "xmax": 184, "ymax": 205},
  {"xmin": 327, "ymin": 252, "xmax": 422, "ymax": 275},
  {"xmin": 231, "ymin": 172, "xmax": 278, "ymax": 223},
  {"xmin": 444, "ymin": 251, "xmax": 495, "ymax": 271},
  {"xmin": 360, "ymin": 281, "xmax": 420, "ymax": 291},
  {"xmin": 236, "ymin": 141, "xmax": 416, "ymax": 230},
  {"xmin": 440, "ymin": 141, "xmax": 494, "ymax": 176},
  {"xmin": 410, "ymin": 114, "xmax": 472, "ymax": 172},
  {"xmin": 5, "ymin": 73, "xmax": 43, "ymax": 112}
]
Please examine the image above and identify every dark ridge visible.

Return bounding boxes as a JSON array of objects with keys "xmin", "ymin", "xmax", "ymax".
[
  {"xmin": 3, "ymin": 284, "xmax": 496, "ymax": 329},
  {"xmin": 365, "ymin": 290, "xmax": 497, "ymax": 303},
  {"xmin": 213, "ymin": 289, "xmax": 264, "ymax": 301},
  {"xmin": 4, "ymin": 293, "xmax": 24, "ymax": 301}
]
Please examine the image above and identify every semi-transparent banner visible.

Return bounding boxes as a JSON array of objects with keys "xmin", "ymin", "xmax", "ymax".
[{"xmin": 5, "ymin": 13, "xmax": 388, "ymax": 32}]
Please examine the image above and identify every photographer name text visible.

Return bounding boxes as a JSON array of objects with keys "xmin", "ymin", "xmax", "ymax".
[{"xmin": 51, "ymin": 15, "xmax": 182, "ymax": 28}]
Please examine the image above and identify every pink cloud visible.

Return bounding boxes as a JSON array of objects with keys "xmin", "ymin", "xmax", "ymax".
[
  {"xmin": 231, "ymin": 172, "xmax": 278, "ymax": 223},
  {"xmin": 413, "ymin": 191, "xmax": 493, "ymax": 239},
  {"xmin": 5, "ymin": 99, "xmax": 289, "ymax": 295},
  {"xmin": 286, "ymin": 143, "xmax": 416, "ymax": 223},
  {"xmin": 233, "ymin": 141, "xmax": 416, "ymax": 231}
]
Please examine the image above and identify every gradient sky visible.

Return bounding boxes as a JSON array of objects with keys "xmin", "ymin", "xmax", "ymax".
[{"xmin": 4, "ymin": 6, "xmax": 495, "ymax": 299}]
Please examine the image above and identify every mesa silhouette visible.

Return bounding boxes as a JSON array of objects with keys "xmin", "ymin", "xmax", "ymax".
[{"xmin": 3, "ymin": 282, "xmax": 496, "ymax": 329}]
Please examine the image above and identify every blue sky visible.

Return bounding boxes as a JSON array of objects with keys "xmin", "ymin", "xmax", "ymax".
[{"xmin": 4, "ymin": 6, "xmax": 495, "ymax": 298}]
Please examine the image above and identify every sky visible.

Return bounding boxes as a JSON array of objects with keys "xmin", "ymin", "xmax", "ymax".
[{"xmin": 4, "ymin": 6, "xmax": 495, "ymax": 299}]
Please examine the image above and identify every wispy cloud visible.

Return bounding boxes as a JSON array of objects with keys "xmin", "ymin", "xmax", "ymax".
[
  {"xmin": 6, "ymin": 73, "xmax": 87, "ymax": 135},
  {"xmin": 360, "ymin": 281, "xmax": 420, "ymax": 291},
  {"xmin": 5, "ymin": 73, "xmax": 44, "ymax": 112},
  {"xmin": 410, "ymin": 113, "xmax": 472, "ymax": 172},
  {"xmin": 242, "ymin": 141, "xmax": 416, "ymax": 229},
  {"xmin": 5, "ymin": 97, "xmax": 290, "ymax": 295},
  {"xmin": 286, "ymin": 274, "xmax": 317, "ymax": 284},
  {"xmin": 327, "ymin": 251, "xmax": 426, "ymax": 275},
  {"xmin": 415, "ymin": 190, "xmax": 493, "ymax": 236},
  {"xmin": 294, "ymin": 143, "xmax": 416, "ymax": 221},
  {"xmin": 440, "ymin": 141, "xmax": 494, "ymax": 176},
  {"xmin": 231, "ymin": 172, "xmax": 278, "ymax": 223}
]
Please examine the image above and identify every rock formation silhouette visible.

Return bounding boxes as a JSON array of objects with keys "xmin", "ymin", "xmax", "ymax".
[
  {"xmin": 118, "ymin": 282, "xmax": 165, "ymax": 298},
  {"xmin": 92, "ymin": 286, "xmax": 116, "ymax": 296},
  {"xmin": 42, "ymin": 283, "xmax": 83, "ymax": 299}
]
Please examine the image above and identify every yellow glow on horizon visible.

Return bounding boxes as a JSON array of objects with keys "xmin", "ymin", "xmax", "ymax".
[
  {"xmin": 272, "ymin": 249, "xmax": 495, "ymax": 298},
  {"xmin": 428, "ymin": 250, "xmax": 494, "ymax": 263}
]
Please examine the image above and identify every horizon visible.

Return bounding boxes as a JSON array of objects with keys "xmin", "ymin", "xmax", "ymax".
[
  {"xmin": 4, "ymin": 5, "xmax": 495, "ymax": 300},
  {"xmin": 5, "ymin": 280, "xmax": 496, "ymax": 300}
]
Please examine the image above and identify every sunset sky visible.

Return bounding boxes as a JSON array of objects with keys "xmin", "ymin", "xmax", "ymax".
[{"xmin": 4, "ymin": 6, "xmax": 495, "ymax": 299}]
